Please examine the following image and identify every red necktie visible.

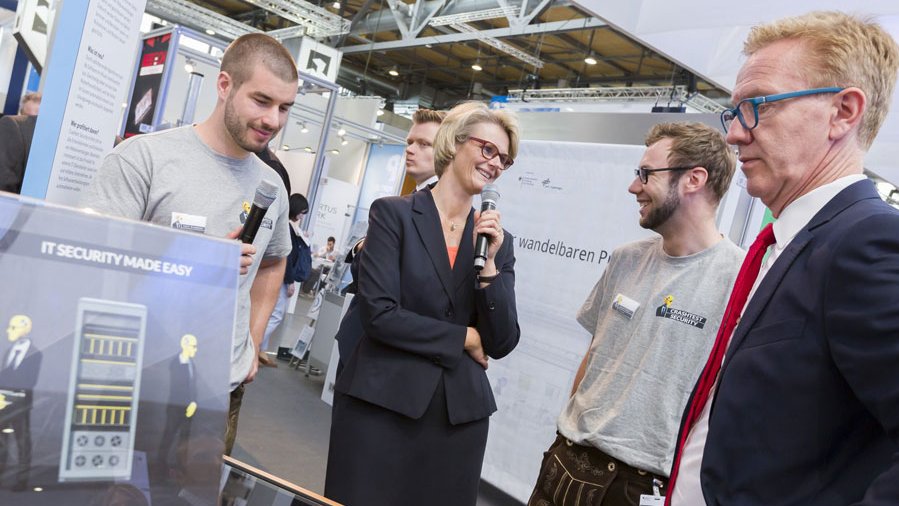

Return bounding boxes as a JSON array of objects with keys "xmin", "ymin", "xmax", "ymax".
[{"xmin": 666, "ymin": 223, "xmax": 776, "ymax": 503}]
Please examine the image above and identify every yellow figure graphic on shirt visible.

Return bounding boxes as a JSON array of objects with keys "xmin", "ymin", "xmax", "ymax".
[{"xmin": 663, "ymin": 295, "xmax": 674, "ymax": 308}]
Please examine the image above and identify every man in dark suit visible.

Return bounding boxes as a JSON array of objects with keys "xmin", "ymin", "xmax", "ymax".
[
  {"xmin": 667, "ymin": 11, "xmax": 899, "ymax": 506},
  {"xmin": 0, "ymin": 114, "xmax": 37, "ymax": 194},
  {"xmin": 159, "ymin": 334, "xmax": 198, "ymax": 472},
  {"xmin": 0, "ymin": 315, "xmax": 42, "ymax": 490}
]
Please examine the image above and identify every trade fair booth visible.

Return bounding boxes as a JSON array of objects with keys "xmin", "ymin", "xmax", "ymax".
[{"xmin": 2, "ymin": 0, "xmax": 899, "ymax": 504}]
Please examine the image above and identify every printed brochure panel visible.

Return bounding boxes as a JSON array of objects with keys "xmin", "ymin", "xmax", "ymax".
[{"xmin": 0, "ymin": 193, "xmax": 239, "ymax": 504}]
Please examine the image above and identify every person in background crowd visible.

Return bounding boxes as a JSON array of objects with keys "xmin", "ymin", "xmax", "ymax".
[
  {"xmin": 0, "ymin": 114, "xmax": 36, "ymax": 194},
  {"xmin": 258, "ymin": 194, "xmax": 311, "ymax": 367},
  {"xmin": 667, "ymin": 11, "xmax": 899, "ymax": 506},
  {"xmin": 406, "ymin": 108, "xmax": 446, "ymax": 191},
  {"xmin": 19, "ymin": 92, "xmax": 40, "ymax": 116},
  {"xmin": 325, "ymin": 102, "xmax": 520, "ymax": 506},
  {"xmin": 314, "ymin": 236, "xmax": 337, "ymax": 262},
  {"xmin": 528, "ymin": 122, "xmax": 742, "ymax": 506}
]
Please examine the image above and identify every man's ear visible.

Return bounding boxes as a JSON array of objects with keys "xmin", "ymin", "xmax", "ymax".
[
  {"xmin": 217, "ymin": 71, "xmax": 233, "ymax": 101},
  {"xmin": 829, "ymin": 87, "xmax": 865, "ymax": 141},
  {"xmin": 681, "ymin": 166, "xmax": 709, "ymax": 196}
]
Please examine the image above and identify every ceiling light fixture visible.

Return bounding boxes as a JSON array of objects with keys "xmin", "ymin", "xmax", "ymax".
[
  {"xmin": 281, "ymin": 144, "xmax": 290, "ymax": 151},
  {"xmin": 205, "ymin": 29, "xmax": 216, "ymax": 36},
  {"xmin": 388, "ymin": 66, "xmax": 399, "ymax": 77},
  {"xmin": 299, "ymin": 121, "xmax": 309, "ymax": 133},
  {"xmin": 184, "ymin": 58, "xmax": 195, "ymax": 73},
  {"xmin": 332, "ymin": 1, "xmax": 341, "ymax": 8},
  {"xmin": 328, "ymin": 149, "xmax": 340, "ymax": 155},
  {"xmin": 340, "ymin": 136, "xmax": 349, "ymax": 146},
  {"xmin": 337, "ymin": 125, "xmax": 347, "ymax": 136},
  {"xmin": 584, "ymin": 52, "xmax": 597, "ymax": 65},
  {"xmin": 471, "ymin": 60, "xmax": 482, "ymax": 72},
  {"xmin": 303, "ymin": 146, "xmax": 313, "ymax": 153}
]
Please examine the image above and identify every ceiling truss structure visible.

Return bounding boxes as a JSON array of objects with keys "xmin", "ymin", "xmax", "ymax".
[
  {"xmin": 506, "ymin": 86, "xmax": 726, "ymax": 113},
  {"xmin": 240, "ymin": 0, "xmax": 350, "ymax": 37},
  {"xmin": 335, "ymin": 17, "xmax": 606, "ymax": 53},
  {"xmin": 146, "ymin": 0, "xmax": 258, "ymax": 39},
  {"xmin": 143, "ymin": 0, "xmax": 729, "ymax": 108}
]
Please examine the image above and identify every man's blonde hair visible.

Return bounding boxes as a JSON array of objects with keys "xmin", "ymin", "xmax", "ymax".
[
  {"xmin": 412, "ymin": 108, "xmax": 446, "ymax": 125},
  {"xmin": 645, "ymin": 122, "xmax": 736, "ymax": 203},
  {"xmin": 433, "ymin": 102, "xmax": 519, "ymax": 177},
  {"xmin": 744, "ymin": 11, "xmax": 899, "ymax": 149}
]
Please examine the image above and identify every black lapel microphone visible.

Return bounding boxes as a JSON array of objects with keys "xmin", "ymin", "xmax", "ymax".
[
  {"xmin": 474, "ymin": 184, "xmax": 501, "ymax": 271},
  {"xmin": 239, "ymin": 179, "xmax": 279, "ymax": 244}
]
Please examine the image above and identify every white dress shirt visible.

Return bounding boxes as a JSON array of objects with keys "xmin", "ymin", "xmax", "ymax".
[
  {"xmin": 5, "ymin": 339, "xmax": 31, "ymax": 370},
  {"xmin": 415, "ymin": 175, "xmax": 438, "ymax": 192},
  {"xmin": 670, "ymin": 174, "xmax": 866, "ymax": 505}
]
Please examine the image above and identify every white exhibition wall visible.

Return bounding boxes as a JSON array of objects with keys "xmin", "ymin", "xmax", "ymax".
[
  {"xmin": 574, "ymin": 1, "xmax": 899, "ymax": 184},
  {"xmin": 481, "ymin": 140, "xmax": 655, "ymax": 502}
]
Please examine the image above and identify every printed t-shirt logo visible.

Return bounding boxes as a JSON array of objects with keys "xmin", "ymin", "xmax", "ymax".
[
  {"xmin": 655, "ymin": 295, "xmax": 707, "ymax": 329},
  {"xmin": 238, "ymin": 201, "xmax": 274, "ymax": 230}
]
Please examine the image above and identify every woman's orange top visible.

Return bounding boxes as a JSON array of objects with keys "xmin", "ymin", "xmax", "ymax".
[{"xmin": 447, "ymin": 246, "xmax": 459, "ymax": 269}]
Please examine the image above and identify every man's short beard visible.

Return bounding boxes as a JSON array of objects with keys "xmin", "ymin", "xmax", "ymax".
[
  {"xmin": 641, "ymin": 182, "xmax": 680, "ymax": 230},
  {"xmin": 224, "ymin": 95, "xmax": 269, "ymax": 153}
]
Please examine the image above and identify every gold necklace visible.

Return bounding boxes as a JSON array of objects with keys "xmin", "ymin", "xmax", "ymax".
[{"xmin": 434, "ymin": 200, "xmax": 460, "ymax": 232}]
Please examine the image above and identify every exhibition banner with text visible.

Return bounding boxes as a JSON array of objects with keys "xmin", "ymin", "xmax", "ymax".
[
  {"xmin": 22, "ymin": 0, "xmax": 145, "ymax": 204},
  {"xmin": 481, "ymin": 140, "xmax": 654, "ymax": 502},
  {"xmin": 0, "ymin": 194, "xmax": 239, "ymax": 503}
]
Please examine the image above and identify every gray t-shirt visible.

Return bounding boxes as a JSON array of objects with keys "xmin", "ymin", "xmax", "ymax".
[
  {"xmin": 81, "ymin": 126, "xmax": 291, "ymax": 390},
  {"xmin": 558, "ymin": 236, "xmax": 743, "ymax": 475}
]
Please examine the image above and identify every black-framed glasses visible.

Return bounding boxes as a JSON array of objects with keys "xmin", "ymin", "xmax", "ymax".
[
  {"xmin": 720, "ymin": 87, "xmax": 845, "ymax": 133},
  {"xmin": 468, "ymin": 136, "xmax": 514, "ymax": 170},
  {"xmin": 634, "ymin": 167, "xmax": 692, "ymax": 184}
]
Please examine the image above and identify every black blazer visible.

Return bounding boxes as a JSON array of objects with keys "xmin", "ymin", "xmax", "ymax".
[
  {"xmin": 0, "ymin": 343, "xmax": 42, "ymax": 418},
  {"xmin": 168, "ymin": 356, "xmax": 197, "ymax": 411},
  {"xmin": 687, "ymin": 180, "xmax": 899, "ymax": 505},
  {"xmin": 335, "ymin": 190, "xmax": 519, "ymax": 425},
  {"xmin": 0, "ymin": 114, "xmax": 36, "ymax": 194}
]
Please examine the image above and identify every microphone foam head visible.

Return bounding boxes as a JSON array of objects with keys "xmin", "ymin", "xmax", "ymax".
[
  {"xmin": 254, "ymin": 180, "xmax": 279, "ymax": 208},
  {"xmin": 481, "ymin": 183, "xmax": 500, "ymax": 204}
]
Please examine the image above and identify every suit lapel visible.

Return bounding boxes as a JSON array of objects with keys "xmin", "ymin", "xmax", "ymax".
[
  {"xmin": 719, "ymin": 230, "xmax": 813, "ymax": 374},
  {"xmin": 452, "ymin": 209, "xmax": 476, "ymax": 293},
  {"xmin": 410, "ymin": 191, "xmax": 454, "ymax": 300},
  {"xmin": 719, "ymin": 179, "xmax": 880, "ymax": 374}
]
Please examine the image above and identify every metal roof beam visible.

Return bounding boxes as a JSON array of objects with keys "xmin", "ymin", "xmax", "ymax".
[
  {"xmin": 145, "ymin": 0, "xmax": 259, "ymax": 40},
  {"xmin": 449, "ymin": 22, "xmax": 544, "ymax": 68},
  {"xmin": 240, "ymin": 0, "xmax": 350, "ymax": 38},
  {"xmin": 340, "ymin": 17, "xmax": 606, "ymax": 53},
  {"xmin": 409, "ymin": 0, "xmax": 449, "ymax": 38},
  {"xmin": 429, "ymin": 6, "xmax": 519, "ymax": 26}
]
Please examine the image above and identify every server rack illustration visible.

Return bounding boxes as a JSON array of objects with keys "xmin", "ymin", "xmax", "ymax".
[{"xmin": 59, "ymin": 299, "xmax": 147, "ymax": 482}]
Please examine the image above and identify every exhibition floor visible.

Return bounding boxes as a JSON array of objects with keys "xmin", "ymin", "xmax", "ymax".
[{"xmin": 231, "ymin": 294, "xmax": 523, "ymax": 506}]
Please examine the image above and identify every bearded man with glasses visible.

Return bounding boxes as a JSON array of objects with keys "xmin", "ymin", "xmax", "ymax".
[
  {"xmin": 528, "ymin": 122, "xmax": 742, "ymax": 506},
  {"xmin": 667, "ymin": 11, "xmax": 899, "ymax": 506}
]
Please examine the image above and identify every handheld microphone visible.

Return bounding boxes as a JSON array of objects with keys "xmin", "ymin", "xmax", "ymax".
[
  {"xmin": 239, "ymin": 179, "xmax": 279, "ymax": 244},
  {"xmin": 474, "ymin": 184, "xmax": 501, "ymax": 271}
]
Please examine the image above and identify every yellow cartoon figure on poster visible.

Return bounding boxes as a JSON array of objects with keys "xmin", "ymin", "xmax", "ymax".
[{"xmin": 1, "ymin": 314, "xmax": 41, "ymax": 490}]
